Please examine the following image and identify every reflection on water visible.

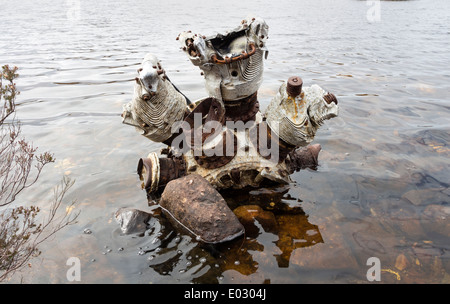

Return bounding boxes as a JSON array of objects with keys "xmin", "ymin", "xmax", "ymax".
[
  {"xmin": 1, "ymin": 0, "xmax": 449, "ymax": 283},
  {"xmin": 223, "ymin": 186, "xmax": 323, "ymax": 269},
  {"xmin": 105, "ymin": 186, "xmax": 323, "ymax": 283}
]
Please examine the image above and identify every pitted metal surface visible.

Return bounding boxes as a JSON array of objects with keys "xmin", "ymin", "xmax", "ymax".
[{"xmin": 122, "ymin": 16, "xmax": 339, "ymax": 243}]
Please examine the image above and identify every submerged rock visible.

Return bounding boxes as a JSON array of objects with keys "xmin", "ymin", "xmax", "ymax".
[
  {"xmin": 402, "ymin": 188, "xmax": 450, "ymax": 206},
  {"xmin": 160, "ymin": 174, "xmax": 244, "ymax": 244},
  {"xmin": 233, "ymin": 205, "xmax": 277, "ymax": 237},
  {"xmin": 114, "ymin": 208, "xmax": 152, "ymax": 235},
  {"xmin": 421, "ymin": 204, "xmax": 450, "ymax": 238}
]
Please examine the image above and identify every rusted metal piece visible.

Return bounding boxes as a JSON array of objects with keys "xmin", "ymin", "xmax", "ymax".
[
  {"xmin": 185, "ymin": 37, "xmax": 198, "ymax": 57},
  {"xmin": 184, "ymin": 97, "xmax": 225, "ymax": 126},
  {"xmin": 160, "ymin": 174, "xmax": 244, "ymax": 244},
  {"xmin": 286, "ymin": 76, "xmax": 303, "ymax": 98},
  {"xmin": 193, "ymin": 130, "xmax": 238, "ymax": 169},
  {"xmin": 165, "ymin": 97, "xmax": 224, "ymax": 157},
  {"xmin": 230, "ymin": 168, "xmax": 241, "ymax": 185},
  {"xmin": 211, "ymin": 43, "xmax": 257, "ymax": 64},
  {"xmin": 224, "ymin": 92, "xmax": 260, "ymax": 123},
  {"xmin": 137, "ymin": 157, "xmax": 155, "ymax": 192},
  {"xmin": 158, "ymin": 157, "xmax": 186, "ymax": 186},
  {"xmin": 180, "ymin": 97, "xmax": 237, "ymax": 169},
  {"xmin": 287, "ymin": 144, "xmax": 322, "ymax": 173},
  {"xmin": 137, "ymin": 154, "xmax": 186, "ymax": 193},
  {"xmin": 323, "ymin": 92, "xmax": 338, "ymax": 105}
]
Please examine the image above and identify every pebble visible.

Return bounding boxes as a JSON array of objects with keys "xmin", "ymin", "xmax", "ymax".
[{"xmin": 395, "ymin": 254, "xmax": 408, "ymax": 271}]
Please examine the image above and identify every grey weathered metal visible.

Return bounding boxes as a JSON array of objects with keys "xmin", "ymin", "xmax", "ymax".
[
  {"xmin": 122, "ymin": 54, "xmax": 189, "ymax": 143},
  {"xmin": 177, "ymin": 16, "xmax": 268, "ymax": 103},
  {"xmin": 265, "ymin": 81, "xmax": 339, "ymax": 147},
  {"xmin": 122, "ymin": 16, "xmax": 339, "ymax": 244}
]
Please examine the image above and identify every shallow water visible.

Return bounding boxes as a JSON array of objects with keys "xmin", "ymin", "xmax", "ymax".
[{"xmin": 1, "ymin": 0, "xmax": 449, "ymax": 283}]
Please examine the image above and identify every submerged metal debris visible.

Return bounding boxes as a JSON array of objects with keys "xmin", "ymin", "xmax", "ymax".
[{"xmin": 122, "ymin": 16, "xmax": 339, "ymax": 243}]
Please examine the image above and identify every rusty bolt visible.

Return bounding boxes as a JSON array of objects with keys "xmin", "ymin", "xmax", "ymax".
[
  {"xmin": 324, "ymin": 92, "xmax": 338, "ymax": 105},
  {"xmin": 286, "ymin": 76, "xmax": 303, "ymax": 98}
]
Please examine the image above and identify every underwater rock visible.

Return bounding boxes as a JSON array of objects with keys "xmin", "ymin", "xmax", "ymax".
[
  {"xmin": 389, "ymin": 205, "xmax": 425, "ymax": 239},
  {"xmin": 233, "ymin": 205, "xmax": 277, "ymax": 237},
  {"xmin": 160, "ymin": 174, "xmax": 244, "ymax": 244},
  {"xmin": 395, "ymin": 253, "xmax": 409, "ymax": 271},
  {"xmin": 275, "ymin": 212, "xmax": 323, "ymax": 267},
  {"xmin": 402, "ymin": 188, "xmax": 449, "ymax": 206},
  {"xmin": 114, "ymin": 208, "xmax": 152, "ymax": 235},
  {"xmin": 421, "ymin": 204, "xmax": 450, "ymax": 238}
]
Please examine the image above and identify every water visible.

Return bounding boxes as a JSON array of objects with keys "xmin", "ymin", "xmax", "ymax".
[{"xmin": 1, "ymin": 0, "xmax": 449, "ymax": 283}]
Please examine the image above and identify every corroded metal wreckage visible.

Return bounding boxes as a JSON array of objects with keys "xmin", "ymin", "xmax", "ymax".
[{"xmin": 121, "ymin": 16, "xmax": 339, "ymax": 243}]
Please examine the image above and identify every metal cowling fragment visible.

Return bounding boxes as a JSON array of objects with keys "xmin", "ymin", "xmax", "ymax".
[
  {"xmin": 122, "ymin": 54, "xmax": 190, "ymax": 143},
  {"xmin": 224, "ymin": 92, "xmax": 259, "ymax": 123},
  {"xmin": 264, "ymin": 76, "xmax": 339, "ymax": 147}
]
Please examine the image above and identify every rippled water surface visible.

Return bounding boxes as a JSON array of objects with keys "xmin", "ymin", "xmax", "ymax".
[{"xmin": 1, "ymin": 0, "xmax": 449, "ymax": 283}]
